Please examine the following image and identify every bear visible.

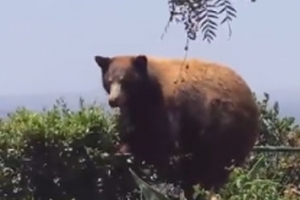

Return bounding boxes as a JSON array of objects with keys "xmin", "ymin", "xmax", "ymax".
[{"xmin": 94, "ymin": 54, "xmax": 260, "ymax": 200}]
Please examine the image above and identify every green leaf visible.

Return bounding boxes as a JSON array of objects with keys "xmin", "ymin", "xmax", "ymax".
[
  {"xmin": 247, "ymin": 155, "xmax": 265, "ymax": 180},
  {"xmin": 129, "ymin": 168, "xmax": 171, "ymax": 200}
]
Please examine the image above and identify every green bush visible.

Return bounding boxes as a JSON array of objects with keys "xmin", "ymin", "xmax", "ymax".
[
  {"xmin": 0, "ymin": 93, "xmax": 299, "ymax": 200},
  {"xmin": 0, "ymin": 98, "xmax": 140, "ymax": 200}
]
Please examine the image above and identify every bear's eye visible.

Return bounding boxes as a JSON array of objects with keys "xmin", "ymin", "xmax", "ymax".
[{"xmin": 108, "ymin": 77, "xmax": 113, "ymax": 83}]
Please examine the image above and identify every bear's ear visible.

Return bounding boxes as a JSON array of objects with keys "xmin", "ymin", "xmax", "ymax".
[
  {"xmin": 94, "ymin": 55, "xmax": 111, "ymax": 71},
  {"xmin": 133, "ymin": 55, "xmax": 148, "ymax": 76}
]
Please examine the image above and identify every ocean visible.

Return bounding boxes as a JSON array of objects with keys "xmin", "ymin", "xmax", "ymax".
[{"xmin": 0, "ymin": 91, "xmax": 299, "ymax": 123}]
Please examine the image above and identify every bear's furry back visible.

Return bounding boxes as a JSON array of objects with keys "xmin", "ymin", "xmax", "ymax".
[{"xmin": 119, "ymin": 55, "xmax": 260, "ymax": 191}]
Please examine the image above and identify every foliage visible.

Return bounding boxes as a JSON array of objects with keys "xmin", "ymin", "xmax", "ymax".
[
  {"xmin": 130, "ymin": 168, "xmax": 170, "ymax": 200},
  {"xmin": 254, "ymin": 93, "xmax": 299, "ymax": 146},
  {"xmin": 165, "ymin": 0, "xmax": 242, "ymax": 43},
  {"xmin": 0, "ymin": 98, "xmax": 139, "ymax": 200},
  {"xmin": 0, "ymin": 93, "xmax": 300, "ymax": 200}
]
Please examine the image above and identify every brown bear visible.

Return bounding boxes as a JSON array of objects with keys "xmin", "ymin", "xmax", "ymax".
[{"xmin": 94, "ymin": 54, "xmax": 260, "ymax": 200}]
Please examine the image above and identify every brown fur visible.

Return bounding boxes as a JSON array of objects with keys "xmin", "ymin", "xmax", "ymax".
[{"xmin": 94, "ymin": 54, "xmax": 260, "ymax": 199}]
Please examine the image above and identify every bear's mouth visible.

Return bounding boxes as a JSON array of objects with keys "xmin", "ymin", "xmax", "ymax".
[{"xmin": 108, "ymin": 99, "xmax": 119, "ymax": 108}]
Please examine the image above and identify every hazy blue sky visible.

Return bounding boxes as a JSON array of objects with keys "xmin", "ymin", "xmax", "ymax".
[{"xmin": 0, "ymin": 0, "xmax": 299, "ymax": 99}]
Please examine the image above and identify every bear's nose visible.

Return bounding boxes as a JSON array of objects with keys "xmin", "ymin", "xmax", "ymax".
[{"xmin": 108, "ymin": 98, "xmax": 119, "ymax": 108}]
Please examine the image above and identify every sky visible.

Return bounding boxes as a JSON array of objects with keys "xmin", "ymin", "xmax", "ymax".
[{"xmin": 0, "ymin": 0, "xmax": 299, "ymax": 102}]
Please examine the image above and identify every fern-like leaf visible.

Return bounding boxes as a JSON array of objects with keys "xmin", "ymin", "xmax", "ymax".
[
  {"xmin": 199, "ymin": 2, "xmax": 219, "ymax": 43},
  {"xmin": 216, "ymin": 0, "xmax": 237, "ymax": 24},
  {"xmin": 167, "ymin": 0, "xmax": 238, "ymax": 43}
]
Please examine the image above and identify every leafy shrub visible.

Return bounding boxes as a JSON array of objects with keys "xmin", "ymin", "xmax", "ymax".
[
  {"xmin": 0, "ymin": 98, "xmax": 139, "ymax": 200},
  {"xmin": 0, "ymin": 93, "xmax": 300, "ymax": 200}
]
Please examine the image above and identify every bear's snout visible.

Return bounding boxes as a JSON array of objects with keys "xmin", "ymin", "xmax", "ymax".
[{"xmin": 108, "ymin": 82, "xmax": 126, "ymax": 108}]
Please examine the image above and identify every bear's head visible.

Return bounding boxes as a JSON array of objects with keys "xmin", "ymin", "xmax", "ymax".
[{"xmin": 94, "ymin": 55, "xmax": 150, "ymax": 108}]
